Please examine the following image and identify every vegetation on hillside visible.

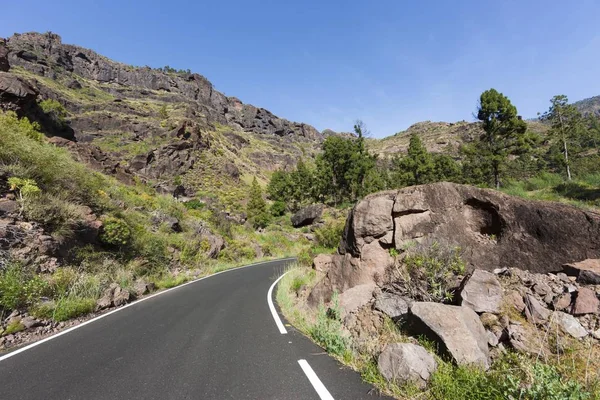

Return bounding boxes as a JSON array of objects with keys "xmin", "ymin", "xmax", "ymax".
[
  {"xmin": 268, "ymin": 90, "xmax": 600, "ymax": 207},
  {"xmin": 0, "ymin": 111, "xmax": 308, "ymax": 328}
]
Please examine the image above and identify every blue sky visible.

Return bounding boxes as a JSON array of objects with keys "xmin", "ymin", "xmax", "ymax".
[{"xmin": 2, "ymin": 1, "xmax": 599, "ymax": 138}]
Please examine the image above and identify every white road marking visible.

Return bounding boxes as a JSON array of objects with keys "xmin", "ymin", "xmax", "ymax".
[
  {"xmin": 267, "ymin": 271, "xmax": 290, "ymax": 334},
  {"xmin": 298, "ymin": 359, "xmax": 335, "ymax": 400},
  {"xmin": 0, "ymin": 258, "xmax": 295, "ymax": 363}
]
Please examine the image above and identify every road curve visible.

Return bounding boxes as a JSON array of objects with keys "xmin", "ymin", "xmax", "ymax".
[{"xmin": 0, "ymin": 259, "xmax": 389, "ymax": 399}]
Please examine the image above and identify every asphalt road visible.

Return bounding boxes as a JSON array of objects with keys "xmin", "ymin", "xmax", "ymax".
[{"xmin": 0, "ymin": 259, "xmax": 388, "ymax": 399}]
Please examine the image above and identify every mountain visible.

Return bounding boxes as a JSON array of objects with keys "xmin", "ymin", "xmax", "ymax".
[
  {"xmin": 573, "ymin": 95, "xmax": 600, "ymax": 116},
  {"xmin": 0, "ymin": 32, "xmax": 322, "ymax": 210}
]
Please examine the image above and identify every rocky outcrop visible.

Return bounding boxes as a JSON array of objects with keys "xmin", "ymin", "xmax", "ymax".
[
  {"xmin": 310, "ymin": 182, "xmax": 600, "ymax": 305},
  {"xmin": 4, "ymin": 32, "xmax": 322, "ymax": 141},
  {"xmin": 291, "ymin": 204, "xmax": 323, "ymax": 228},
  {"xmin": 563, "ymin": 259, "xmax": 600, "ymax": 284},
  {"xmin": 378, "ymin": 343, "xmax": 437, "ymax": 388},
  {"xmin": 0, "ymin": 71, "xmax": 37, "ymax": 113},
  {"xmin": 0, "ymin": 39, "xmax": 9, "ymax": 72}
]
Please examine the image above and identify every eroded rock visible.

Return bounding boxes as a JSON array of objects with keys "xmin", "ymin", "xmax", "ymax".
[
  {"xmin": 378, "ymin": 343, "xmax": 437, "ymax": 388},
  {"xmin": 291, "ymin": 204, "xmax": 323, "ymax": 228}
]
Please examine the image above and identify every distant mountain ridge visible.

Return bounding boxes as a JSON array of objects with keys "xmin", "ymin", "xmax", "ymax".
[{"xmin": 573, "ymin": 95, "xmax": 600, "ymax": 116}]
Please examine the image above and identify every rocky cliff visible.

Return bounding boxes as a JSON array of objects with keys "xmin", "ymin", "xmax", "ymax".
[{"xmin": 4, "ymin": 32, "xmax": 321, "ymax": 140}]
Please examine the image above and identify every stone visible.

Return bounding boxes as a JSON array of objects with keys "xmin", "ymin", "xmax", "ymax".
[
  {"xmin": 524, "ymin": 294, "xmax": 551, "ymax": 324},
  {"xmin": 344, "ymin": 193, "xmax": 395, "ymax": 254},
  {"xmin": 563, "ymin": 259, "xmax": 600, "ymax": 285},
  {"xmin": 571, "ymin": 288, "xmax": 599, "ymax": 315},
  {"xmin": 338, "ymin": 283, "xmax": 376, "ymax": 318},
  {"xmin": 504, "ymin": 290, "xmax": 526, "ymax": 313},
  {"xmin": 0, "ymin": 200, "xmax": 19, "ymax": 215},
  {"xmin": 459, "ymin": 269, "xmax": 503, "ymax": 313},
  {"xmin": 486, "ymin": 330, "xmax": 499, "ymax": 347},
  {"xmin": 554, "ymin": 312, "xmax": 588, "ymax": 338},
  {"xmin": 112, "ymin": 286, "xmax": 130, "ymax": 307},
  {"xmin": 508, "ymin": 323, "xmax": 541, "ymax": 354},
  {"xmin": 408, "ymin": 302, "xmax": 490, "ymax": 369},
  {"xmin": 132, "ymin": 280, "xmax": 155, "ymax": 297},
  {"xmin": 374, "ymin": 292, "xmax": 410, "ymax": 321},
  {"xmin": 533, "ymin": 282, "xmax": 552, "ymax": 297},
  {"xmin": 377, "ymin": 343, "xmax": 437, "ymax": 389},
  {"xmin": 291, "ymin": 204, "xmax": 323, "ymax": 228},
  {"xmin": 312, "ymin": 254, "xmax": 334, "ymax": 273},
  {"xmin": 553, "ymin": 293, "xmax": 572, "ymax": 311},
  {"xmin": 20, "ymin": 316, "xmax": 42, "ymax": 329}
]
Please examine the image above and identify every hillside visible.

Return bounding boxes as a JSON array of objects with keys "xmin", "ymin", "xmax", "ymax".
[
  {"xmin": 1, "ymin": 32, "xmax": 322, "ymax": 211},
  {"xmin": 369, "ymin": 119, "xmax": 550, "ymax": 158},
  {"xmin": 574, "ymin": 95, "xmax": 600, "ymax": 116}
]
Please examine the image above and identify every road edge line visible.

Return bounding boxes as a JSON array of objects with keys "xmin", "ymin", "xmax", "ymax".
[
  {"xmin": 0, "ymin": 257, "xmax": 295, "ymax": 362},
  {"xmin": 298, "ymin": 359, "xmax": 335, "ymax": 400},
  {"xmin": 267, "ymin": 271, "xmax": 290, "ymax": 334}
]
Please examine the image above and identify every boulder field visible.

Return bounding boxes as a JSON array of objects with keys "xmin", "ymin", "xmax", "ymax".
[{"xmin": 307, "ymin": 182, "xmax": 600, "ymax": 387}]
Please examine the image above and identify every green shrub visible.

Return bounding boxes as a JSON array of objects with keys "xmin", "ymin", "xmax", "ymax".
[
  {"xmin": 3, "ymin": 320, "xmax": 25, "ymax": 335},
  {"xmin": 100, "ymin": 216, "xmax": 132, "ymax": 246},
  {"xmin": 297, "ymin": 248, "xmax": 313, "ymax": 267},
  {"xmin": 218, "ymin": 240, "xmax": 256, "ymax": 262},
  {"xmin": 39, "ymin": 98, "xmax": 68, "ymax": 126},
  {"xmin": 23, "ymin": 193, "xmax": 84, "ymax": 238},
  {"xmin": 314, "ymin": 220, "xmax": 344, "ymax": 249},
  {"xmin": 184, "ymin": 199, "xmax": 204, "ymax": 210},
  {"xmin": 0, "ymin": 263, "xmax": 48, "ymax": 311},
  {"xmin": 34, "ymin": 297, "xmax": 96, "ymax": 321},
  {"xmin": 309, "ymin": 294, "xmax": 349, "ymax": 357},
  {"xmin": 270, "ymin": 201, "xmax": 287, "ymax": 217},
  {"xmin": 397, "ymin": 241, "xmax": 465, "ymax": 302},
  {"xmin": 153, "ymin": 274, "xmax": 188, "ymax": 289},
  {"xmin": 7, "ymin": 177, "xmax": 41, "ymax": 198},
  {"xmin": 429, "ymin": 362, "xmax": 503, "ymax": 400}
]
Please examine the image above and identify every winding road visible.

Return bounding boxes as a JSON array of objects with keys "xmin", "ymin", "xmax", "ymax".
[{"xmin": 0, "ymin": 259, "xmax": 387, "ymax": 399}]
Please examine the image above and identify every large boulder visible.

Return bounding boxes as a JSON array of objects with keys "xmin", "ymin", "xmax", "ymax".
[
  {"xmin": 309, "ymin": 183, "xmax": 600, "ymax": 305},
  {"xmin": 338, "ymin": 283, "xmax": 376, "ymax": 318},
  {"xmin": 291, "ymin": 204, "xmax": 323, "ymax": 228},
  {"xmin": 408, "ymin": 302, "xmax": 490, "ymax": 369},
  {"xmin": 459, "ymin": 269, "xmax": 503, "ymax": 313},
  {"xmin": 378, "ymin": 343, "xmax": 437, "ymax": 388},
  {"xmin": 374, "ymin": 292, "xmax": 411, "ymax": 321},
  {"xmin": 571, "ymin": 288, "xmax": 599, "ymax": 315}
]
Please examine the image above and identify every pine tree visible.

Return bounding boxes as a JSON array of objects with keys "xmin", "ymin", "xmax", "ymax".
[
  {"xmin": 541, "ymin": 95, "xmax": 585, "ymax": 180},
  {"xmin": 247, "ymin": 177, "xmax": 269, "ymax": 228},
  {"xmin": 474, "ymin": 89, "xmax": 527, "ymax": 188}
]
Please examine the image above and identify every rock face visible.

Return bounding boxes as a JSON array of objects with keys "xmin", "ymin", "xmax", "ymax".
[
  {"xmin": 378, "ymin": 343, "xmax": 437, "ymax": 388},
  {"xmin": 0, "ymin": 40, "xmax": 9, "ymax": 72},
  {"xmin": 312, "ymin": 254, "xmax": 333, "ymax": 272},
  {"xmin": 291, "ymin": 204, "xmax": 323, "ymax": 228},
  {"xmin": 310, "ymin": 182, "xmax": 600, "ymax": 305},
  {"xmin": 4, "ymin": 32, "xmax": 321, "ymax": 141},
  {"xmin": 408, "ymin": 302, "xmax": 490, "ymax": 369}
]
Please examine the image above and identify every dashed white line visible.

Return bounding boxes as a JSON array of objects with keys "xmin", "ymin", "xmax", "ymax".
[
  {"xmin": 298, "ymin": 359, "xmax": 335, "ymax": 400},
  {"xmin": 267, "ymin": 271, "xmax": 290, "ymax": 334},
  {"xmin": 0, "ymin": 258, "xmax": 295, "ymax": 363}
]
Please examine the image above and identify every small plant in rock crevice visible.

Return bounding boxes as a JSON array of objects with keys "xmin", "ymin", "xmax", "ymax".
[{"xmin": 389, "ymin": 240, "xmax": 465, "ymax": 303}]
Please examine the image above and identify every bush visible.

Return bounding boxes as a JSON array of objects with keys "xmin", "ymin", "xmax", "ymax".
[
  {"xmin": 39, "ymin": 98, "xmax": 68, "ymax": 126},
  {"xmin": 218, "ymin": 239, "xmax": 256, "ymax": 262},
  {"xmin": 0, "ymin": 263, "xmax": 48, "ymax": 311},
  {"xmin": 309, "ymin": 294, "xmax": 349, "ymax": 357},
  {"xmin": 23, "ymin": 193, "xmax": 85, "ymax": 238},
  {"xmin": 314, "ymin": 220, "xmax": 344, "ymax": 249},
  {"xmin": 270, "ymin": 200, "xmax": 286, "ymax": 217},
  {"xmin": 7, "ymin": 177, "xmax": 41, "ymax": 198},
  {"xmin": 33, "ymin": 297, "xmax": 96, "ymax": 321},
  {"xmin": 184, "ymin": 199, "xmax": 204, "ymax": 210},
  {"xmin": 100, "ymin": 216, "xmax": 132, "ymax": 247},
  {"xmin": 393, "ymin": 241, "xmax": 465, "ymax": 302}
]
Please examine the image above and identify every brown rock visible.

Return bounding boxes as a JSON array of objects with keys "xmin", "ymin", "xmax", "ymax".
[
  {"xmin": 571, "ymin": 288, "xmax": 599, "ymax": 315},
  {"xmin": 338, "ymin": 283, "xmax": 376, "ymax": 318},
  {"xmin": 553, "ymin": 293, "xmax": 572, "ymax": 311},
  {"xmin": 563, "ymin": 259, "xmax": 600, "ymax": 285},
  {"xmin": 524, "ymin": 294, "xmax": 551, "ymax": 323},
  {"xmin": 504, "ymin": 290, "xmax": 526, "ymax": 313},
  {"xmin": 313, "ymin": 254, "xmax": 333, "ymax": 273}
]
